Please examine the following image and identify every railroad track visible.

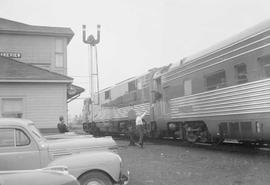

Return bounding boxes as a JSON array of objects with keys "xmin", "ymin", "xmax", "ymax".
[{"xmin": 113, "ymin": 135, "xmax": 270, "ymax": 155}]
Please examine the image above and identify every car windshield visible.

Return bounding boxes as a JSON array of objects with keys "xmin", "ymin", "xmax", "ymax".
[{"xmin": 28, "ymin": 124, "xmax": 46, "ymax": 141}]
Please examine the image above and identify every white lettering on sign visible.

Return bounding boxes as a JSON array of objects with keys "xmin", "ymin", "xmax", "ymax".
[{"xmin": 0, "ymin": 52, "xmax": 22, "ymax": 58}]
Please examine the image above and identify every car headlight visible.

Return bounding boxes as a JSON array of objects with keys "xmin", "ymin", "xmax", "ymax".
[{"xmin": 109, "ymin": 146, "xmax": 119, "ymax": 153}]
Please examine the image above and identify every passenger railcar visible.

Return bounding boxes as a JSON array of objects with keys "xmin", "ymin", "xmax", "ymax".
[{"xmin": 161, "ymin": 19, "xmax": 270, "ymax": 143}]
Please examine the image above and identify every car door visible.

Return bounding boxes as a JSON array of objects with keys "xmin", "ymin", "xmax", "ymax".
[{"xmin": 0, "ymin": 127, "xmax": 41, "ymax": 170}]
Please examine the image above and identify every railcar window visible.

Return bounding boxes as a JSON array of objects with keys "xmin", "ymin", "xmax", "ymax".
[
  {"xmin": 184, "ymin": 79, "xmax": 192, "ymax": 96},
  {"xmin": 105, "ymin": 90, "xmax": 111, "ymax": 100},
  {"xmin": 234, "ymin": 63, "xmax": 248, "ymax": 84},
  {"xmin": 128, "ymin": 80, "xmax": 137, "ymax": 92},
  {"xmin": 204, "ymin": 70, "xmax": 226, "ymax": 90},
  {"xmin": 258, "ymin": 55, "xmax": 270, "ymax": 78},
  {"xmin": 137, "ymin": 78, "xmax": 143, "ymax": 90}
]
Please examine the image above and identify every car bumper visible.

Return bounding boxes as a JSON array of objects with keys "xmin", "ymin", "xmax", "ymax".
[{"xmin": 116, "ymin": 170, "xmax": 129, "ymax": 185}]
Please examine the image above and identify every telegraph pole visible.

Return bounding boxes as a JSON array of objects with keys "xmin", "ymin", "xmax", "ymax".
[{"xmin": 82, "ymin": 24, "xmax": 100, "ymax": 122}]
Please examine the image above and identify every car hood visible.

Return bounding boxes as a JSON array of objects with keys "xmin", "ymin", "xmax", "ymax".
[
  {"xmin": 46, "ymin": 136, "xmax": 117, "ymax": 158},
  {"xmin": 45, "ymin": 132, "xmax": 94, "ymax": 140}
]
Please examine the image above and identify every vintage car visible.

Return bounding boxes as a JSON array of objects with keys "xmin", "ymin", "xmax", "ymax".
[
  {"xmin": 0, "ymin": 118, "xmax": 129, "ymax": 185},
  {"xmin": 0, "ymin": 166, "xmax": 79, "ymax": 185}
]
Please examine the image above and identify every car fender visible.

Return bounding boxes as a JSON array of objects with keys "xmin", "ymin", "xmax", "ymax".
[{"xmin": 47, "ymin": 151, "xmax": 121, "ymax": 182}]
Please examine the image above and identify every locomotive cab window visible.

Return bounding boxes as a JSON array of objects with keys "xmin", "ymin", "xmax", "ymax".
[
  {"xmin": 234, "ymin": 63, "xmax": 248, "ymax": 84},
  {"xmin": 258, "ymin": 55, "xmax": 270, "ymax": 78},
  {"xmin": 204, "ymin": 70, "xmax": 226, "ymax": 91}
]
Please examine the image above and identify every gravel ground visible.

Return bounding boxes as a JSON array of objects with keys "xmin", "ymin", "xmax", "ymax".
[{"xmin": 116, "ymin": 139, "xmax": 270, "ymax": 185}]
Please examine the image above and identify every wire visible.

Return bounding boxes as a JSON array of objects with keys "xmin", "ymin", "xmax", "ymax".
[{"xmin": 70, "ymin": 76, "xmax": 91, "ymax": 77}]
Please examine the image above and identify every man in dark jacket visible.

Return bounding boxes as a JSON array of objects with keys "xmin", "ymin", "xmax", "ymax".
[{"xmin": 57, "ymin": 116, "xmax": 69, "ymax": 133}]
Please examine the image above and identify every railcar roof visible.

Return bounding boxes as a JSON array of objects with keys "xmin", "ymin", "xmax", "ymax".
[
  {"xmin": 99, "ymin": 71, "xmax": 153, "ymax": 94},
  {"xmin": 114, "ymin": 77, "xmax": 136, "ymax": 86},
  {"xmin": 168, "ymin": 19, "xmax": 270, "ymax": 73},
  {"xmin": 99, "ymin": 86, "xmax": 114, "ymax": 93}
]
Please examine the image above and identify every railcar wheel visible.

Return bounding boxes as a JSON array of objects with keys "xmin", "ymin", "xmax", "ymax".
[
  {"xmin": 186, "ymin": 132, "xmax": 198, "ymax": 143},
  {"xmin": 213, "ymin": 137, "xmax": 224, "ymax": 145},
  {"xmin": 199, "ymin": 131, "xmax": 209, "ymax": 143},
  {"xmin": 78, "ymin": 171, "xmax": 113, "ymax": 185},
  {"xmin": 199, "ymin": 136, "xmax": 208, "ymax": 143}
]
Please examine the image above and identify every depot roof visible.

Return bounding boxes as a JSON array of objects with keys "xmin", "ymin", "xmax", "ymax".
[
  {"xmin": 0, "ymin": 56, "xmax": 73, "ymax": 83},
  {"xmin": 0, "ymin": 17, "xmax": 74, "ymax": 43}
]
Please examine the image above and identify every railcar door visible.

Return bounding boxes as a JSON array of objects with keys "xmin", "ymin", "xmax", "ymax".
[{"xmin": 152, "ymin": 77, "xmax": 168, "ymax": 132}]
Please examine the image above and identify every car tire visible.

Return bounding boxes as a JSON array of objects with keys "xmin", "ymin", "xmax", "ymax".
[{"xmin": 78, "ymin": 171, "xmax": 113, "ymax": 185}]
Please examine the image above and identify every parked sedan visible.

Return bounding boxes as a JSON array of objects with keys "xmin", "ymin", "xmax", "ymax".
[
  {"xmin": 0, "ymin": 118, "xmax": 129, "ymax": 185},
  {"xmin": 0, "ymin": 167, "xmax": 79, "ymax": 185}
]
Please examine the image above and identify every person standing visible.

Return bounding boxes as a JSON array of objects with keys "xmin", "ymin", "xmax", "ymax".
[
  {"xmin": 136, "ymin": 112, "xmax": 146, "ymax": 148},
  {"xmin": 57, "ymin": 116, "xmax": 69, "ymax": 133},
  {"xmin": 127, "ymin": 106, "xmax": 136, "ymax": 146},
  {"xmin": 128, "ymin": 120, "xmax": 136, "ymax": 146}
]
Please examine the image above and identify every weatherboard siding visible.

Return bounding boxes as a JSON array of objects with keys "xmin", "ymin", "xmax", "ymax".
[
  {"xmin": 0, "ymin": 34, "xmax": 68, "ymax": 75},
  {"xmin": 0, "ymin": 83, "xmax": 67, "ymax": 129}
]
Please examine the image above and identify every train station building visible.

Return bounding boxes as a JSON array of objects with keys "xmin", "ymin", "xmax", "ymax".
[{"xmin": 0, "ymin": 18, "xmax": 84, "ymax": 132}]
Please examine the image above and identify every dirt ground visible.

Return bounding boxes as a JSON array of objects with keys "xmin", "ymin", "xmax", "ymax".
[{"xmin": 116, "ymin": 139, "xmax": 270, "ymax": 185}]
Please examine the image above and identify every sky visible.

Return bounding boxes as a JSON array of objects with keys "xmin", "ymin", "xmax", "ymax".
[{"xmin": 1, "ymin": 0, "xmax": 270, "ymax": 118}]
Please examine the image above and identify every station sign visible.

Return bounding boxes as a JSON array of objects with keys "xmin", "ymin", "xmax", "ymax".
[{"xmin": 0, "ymin": 52, "xmax": 22, "ymax": 58}]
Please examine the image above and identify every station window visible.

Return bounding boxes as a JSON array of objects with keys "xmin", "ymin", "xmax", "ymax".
[
  {"xmin": 205, "ymin": 70, "xmax": 226, "ymax": 90},
  {"xmin": 258, "ymin": 55, "xmax": 270, "ymax": 78},
  {"xmin": 56, "ymin": 39, "xmax": 64, "ymax": 52},
  {"xmin": 105, "ymin": 90, "xmax": 111, "ymax": 100},
  {"xmin": 55, "ymin": 54, "xmax": 64, "ymax": 67},
  {"xmin": 1, "ymin": 98, "xmax": 23, "ymax": 118},
  {"xmin": 184, "ymin": 79, "xmax": 192, "ymax": 96},
  {"xmin": 55, "ymin": 39, "xmax": 64, "ymax": 68},
  {"xmin": 128, "ymin": 80, "xmax": 137, "ymax": 92},
  {"xmin": 234, "ymin": 63, "xmax": 248, "ymax": 84}
]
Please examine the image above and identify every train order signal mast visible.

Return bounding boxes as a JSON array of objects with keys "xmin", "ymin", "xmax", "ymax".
[{"xmin": 82, "ymin": 24, "xmax": 101, "ymax": 122}]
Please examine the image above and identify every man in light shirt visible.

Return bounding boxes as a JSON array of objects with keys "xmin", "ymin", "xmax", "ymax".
[{"xmin": 136, "ymin": 112, "xmax": 146, "ymax": 148}]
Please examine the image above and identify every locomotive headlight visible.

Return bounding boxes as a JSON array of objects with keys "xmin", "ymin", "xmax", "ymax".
[{"xmin": 168, "ymin": 123, "xmax": 176, "ymax": 131}]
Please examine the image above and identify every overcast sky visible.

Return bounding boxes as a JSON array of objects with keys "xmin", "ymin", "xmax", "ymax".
[{"xmin": 1, "ymin": 0, "xmax": 270, "ymax": 118}]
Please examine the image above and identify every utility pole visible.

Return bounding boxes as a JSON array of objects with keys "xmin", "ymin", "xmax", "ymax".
[{"xmin": 82, "ymin": 24, "xmax": 100, "ymax": 122}]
